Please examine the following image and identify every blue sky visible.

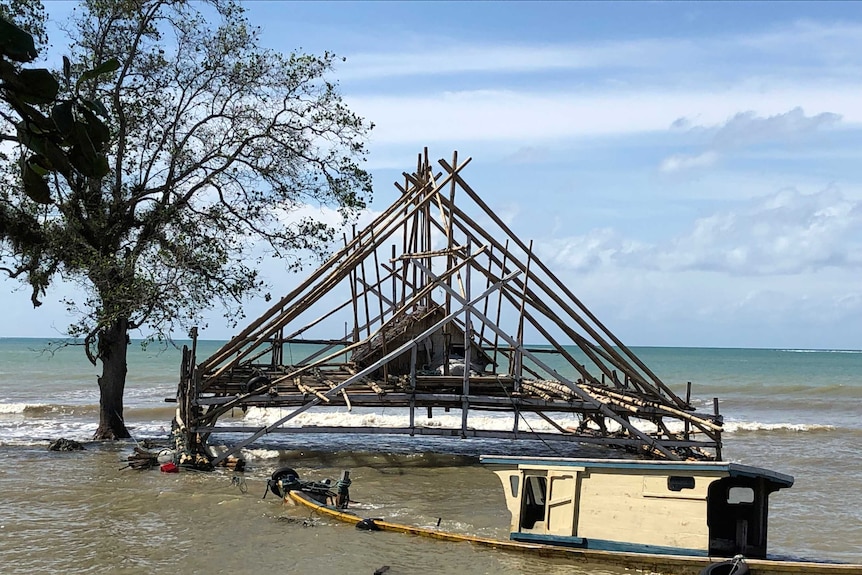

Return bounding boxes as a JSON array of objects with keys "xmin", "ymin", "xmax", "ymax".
[{"xmin": 6, "ymin": 1, "xmax": 862, "ymax": 349}]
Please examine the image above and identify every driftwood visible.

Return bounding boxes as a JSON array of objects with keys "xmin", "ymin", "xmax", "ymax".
[
  {"xmin": 125, "ymin": 446, "xmax": 158, "ymax": 469},
  {"xmin": 48, "ymin": 438, "xmax": 85, "ymax": 451}
]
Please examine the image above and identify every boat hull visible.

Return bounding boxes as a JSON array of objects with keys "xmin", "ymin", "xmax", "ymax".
[{"xmin": 287, "ymin": 490, "xmax": 862, "ymax": 575}]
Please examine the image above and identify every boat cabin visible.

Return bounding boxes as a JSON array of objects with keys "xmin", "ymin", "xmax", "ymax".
[{"xmin": 480, "ymin": 456, "xmax": 794, "ymax": 559}]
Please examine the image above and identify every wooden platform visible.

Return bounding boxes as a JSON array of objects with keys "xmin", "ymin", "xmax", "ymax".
[{"xmin": 174, "ymin": 149, "xmax": 724, "ymax": 464}]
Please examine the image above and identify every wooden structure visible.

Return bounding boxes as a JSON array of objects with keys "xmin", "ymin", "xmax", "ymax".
[{"xmin": 174, "ymin": 149, "xmax": 724, "ymax": 465}]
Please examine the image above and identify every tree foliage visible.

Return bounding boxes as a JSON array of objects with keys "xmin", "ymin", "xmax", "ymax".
[
  {"xmin": 2, "ymin": 0, "xmax": 371, "ymax": 338},
  {"xmin": 0, "ymin": 2, "xmax": 117, "ymax": 297},
  {"xmin": 0, "ymin": 0, "xmax": 372, "ymax": 438}
]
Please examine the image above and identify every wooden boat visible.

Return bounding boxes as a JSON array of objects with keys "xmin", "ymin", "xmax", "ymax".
[{"xmin": 273, "ymin": 458, "xmax": 862, "ymax": 575}]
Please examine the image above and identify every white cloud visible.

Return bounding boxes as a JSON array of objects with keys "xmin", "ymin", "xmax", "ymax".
[
  {"xmin": 495, "ymin": 202, "xmax": 520, "ymax": 227},
  {"xmin": 350, "ymin": 87, "xmax": 861, "ymax": 147},
  {"xmin": 658, "ymin": 187, "xmax": 862, "ymax": 275},
  {"xmin": 538, "ymin": 187, "xmax": 862, "ymax": 277},
  {"xmin": 339, "ymin": 21, "xmax": 862, "ymax": 83},
  {"xmin": 539, "ymin": 228, "xmax": 648, "ymax": 273},
  {"xmin": 658, "ymin": 108, "xmax": 841, "ymax": 173},
  {"xmin": 503, "ymin": 146, "xmax": 551, "ymax": 165},
  {"xmin": 340, "ymin": 38, "xmax": 693, "ymax": 81},
  {"xmin": 710, "ymin": 107, "xmax": 841, "ymax": 149},
  {"xmin": 660, "ymin": 151, "xmax": 719, "ymax": 173}
]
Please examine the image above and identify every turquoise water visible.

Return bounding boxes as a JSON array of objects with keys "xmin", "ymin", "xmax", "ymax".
[
  {"xmin": 3, "ymin": 339, "xmax": 859, "ymax": 441},
  {"xmin": 1, "ymin": 338, "xmax": 860, "ymax": 571}
]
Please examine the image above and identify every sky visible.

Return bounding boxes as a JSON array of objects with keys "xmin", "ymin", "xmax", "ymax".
[{"xmin": 5, "ymin": 1, "xmax": 862, "ymax": 349}]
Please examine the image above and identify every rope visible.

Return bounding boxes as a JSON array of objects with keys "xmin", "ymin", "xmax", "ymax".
[{"xmin": 495, "ymin": 376, "xmax": 565, "ymax": 457}]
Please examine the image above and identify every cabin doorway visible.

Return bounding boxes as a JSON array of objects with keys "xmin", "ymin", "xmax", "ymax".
[
  {"xmin": 519, "ymin": 471, "xmax": 578, "ymax": 536},
  {"xmin": 707, "ymin": 476, "xmax": 770, "ymax": 558}
]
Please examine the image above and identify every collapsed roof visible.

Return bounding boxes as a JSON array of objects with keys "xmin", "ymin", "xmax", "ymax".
[{"xmin": 176, "ymin": 149, "xmax": 724, "ymax": 463}]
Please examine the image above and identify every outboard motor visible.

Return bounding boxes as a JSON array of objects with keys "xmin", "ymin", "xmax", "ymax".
[{"xmin": 266, "ymin": 467, "xmax": 301, "ymax": 498}]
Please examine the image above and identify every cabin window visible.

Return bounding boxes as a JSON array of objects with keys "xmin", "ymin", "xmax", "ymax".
[
  {"xmin": 668, "ymin": 476, "xmax": 696, "ymax": 491},
  {"xmin": 520, "ymin": 475, "xmax": 547, "ymax": 529},
  {"xmin": 509, "ymin": 475, "xmax": 520, "ymax": 498},
  {"xmin": 727, "ymin": 486, "xmax": 755, "ymax": 504}
]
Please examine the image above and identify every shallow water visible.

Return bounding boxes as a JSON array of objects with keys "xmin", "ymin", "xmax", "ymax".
[{"xmin": 1, "ymin": 340, "xmax": 861, "ymax": 573}]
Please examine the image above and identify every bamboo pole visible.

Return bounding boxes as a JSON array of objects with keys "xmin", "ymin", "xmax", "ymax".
[
  {"xmin": 202, "ymin": 170, "xmax": 451, "ymax": 385},
  {"xmin": 209, "ymin": 268, "xmax": 523, "ymax": 465},
  {"xmin": 438, "ymin": 159, "xmax": 686, "ymax": 408},
  {"xmin": 515, "ymin": 240, "xmax": 533, "ymax": 381},
  {"xmin": 437, "ymin": 190, "xmax": 666, "ymax": 401},
  {"xmin": 199, "ymin": 169, "xmax": 437, "ymax": 373},
  {"xmin": 201, "ymin": 155, "xmax": 472, "ymax": 381},
  {"xmin": 411, "ymin": 259, "xmax": 679, "ymax": 460},
  {"xmin": 461, "ymin": 237, "xmax": 472, "ymax": 438}
]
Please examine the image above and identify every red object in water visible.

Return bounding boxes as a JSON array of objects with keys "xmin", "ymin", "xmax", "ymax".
[{"xmin": 160, "ymin": 462, "xmax": 179, "ymax": 473}]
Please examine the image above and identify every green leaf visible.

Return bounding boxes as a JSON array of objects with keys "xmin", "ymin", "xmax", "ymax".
[
  {"xmin": 19, "ymin": 130, "xmax": 72, "ymax": 177},
  {"xmin": 80, "ymin": 98, "xmax": 109, "ymax": 119},
  {"xmin": 51, "ymin": 100, "xmax": 75, "ymax": 137},
  {"xmin": 77, "ymin": 105, "xmax": 110, "ymax": 148},
  {"xmin": 75, "ymin": 57, "xmax": 120, "ymax": 89},
  {"xmin": 22, "ymin": 161, "xmax": 52, "ymax": 204},
  {"xmin": 68, "ymin": 121, "xmax": 109, "ymax": 178},
  {"xmin": 15, "ymin": 68, "xmax": 59, "ymax": 105},
  {"xmin": 0, "ymin": 17, "xmax": 38, "ymax": 63},
  {"xmin": 27, "ymin": 155, "xmax": 49, "ymax": 176},
  {"xmin": 13, "ymin": 102, "xmax": 53, "ymax": 133}
]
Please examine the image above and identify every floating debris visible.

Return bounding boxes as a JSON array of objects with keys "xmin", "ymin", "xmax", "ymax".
[
  {"xmin": 124, "ymin": 446, "xmax": 158, "ymax": 470},
  {"xmin": 48, "ymin": 438, "xmax": 85, "ymax": 451},
  {"xmin": 275, "ymin": 516, "xmax": 315, "ymax": 528}
]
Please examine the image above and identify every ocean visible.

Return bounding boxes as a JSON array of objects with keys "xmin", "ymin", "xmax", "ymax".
[{"xmin": 1, "ymin": 338, "xmax": 860, "ymax": 574}]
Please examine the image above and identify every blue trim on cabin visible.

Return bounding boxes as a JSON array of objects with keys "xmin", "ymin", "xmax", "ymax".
[
  {"xmin": 727, "ymin": 463, "xmax": 794, "ymax": 487},
  {"xmin": 479, "ymin": 456, "xmax": 793, "ymax": 488},
  {"xmin": 510, "ymin": 532, "xmax": 709, "ymax": 557}
]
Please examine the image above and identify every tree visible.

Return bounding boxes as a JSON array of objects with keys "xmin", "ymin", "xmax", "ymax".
[{"xmin": 0, "ymin": 0, "xmax": 372, "ymax": 439}]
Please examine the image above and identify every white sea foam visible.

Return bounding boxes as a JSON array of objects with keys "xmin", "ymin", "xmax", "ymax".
[
  {"xmin": 778, "ymin": 348, "xmax": 862, "ymax": 354},
  {"xmin": 242, "ymin": 448, "xmax": 284, "ymax": 461},
  {"xmin": 240, "ymin": 406, "xmax": 582, "ymax": 433},
  {"xmin": 243, "ymin": 407, "xmax": 830, "ymax": 438},
  {"xmin": 0, "ymin": 402, "xmax": 45, "ymax": 414},
  {"xmin": 723, "ymin": 421, "xmax": 836, "ymax": 433}
]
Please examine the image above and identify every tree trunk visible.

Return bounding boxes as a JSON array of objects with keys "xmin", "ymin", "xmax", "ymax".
[{"xmin": 93, "ymin": 317, "xmax": 131, "ymax": 440}]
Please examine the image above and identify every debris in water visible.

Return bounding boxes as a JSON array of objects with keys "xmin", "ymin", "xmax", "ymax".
[
  {"xmin": 276, "ymin": 516, "xmax": 315, "ymax": 527},
  {"xmin": 124, "ymin": 446, "xmax": 159, "ymax": 470},
  {"xmin": 48, "ymin": 438, "xmax": 85, "ymax": 451}
]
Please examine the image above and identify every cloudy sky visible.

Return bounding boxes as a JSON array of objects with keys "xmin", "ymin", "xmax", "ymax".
[{"xmin": 6, "ymin": 1, "xmax": 862, "ymax": 349}]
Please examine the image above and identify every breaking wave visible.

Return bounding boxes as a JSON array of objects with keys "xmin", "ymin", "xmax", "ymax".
[{"xmin": 723, "ymin": 421, "xmax": 836, "ymax": 434}]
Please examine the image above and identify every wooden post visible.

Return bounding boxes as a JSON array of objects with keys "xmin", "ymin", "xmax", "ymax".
[
  {"xmin": 496, "ymin": 240, "xmax": 509, "ymax": 379},
  {"xmin": 391, "ymin": 244, "xmax": 397, "ymax": 311},
  {"xmin": 713, "ymin": 397, "xmax": 722, "ymax": 460},
  {"xmin": 685, "ymin": 382, "xmax": 692, "ymax": 440},
  {"xmin": 410, "ymin": 345, "xmax": 417, "ymax": 435},
  {"xmin": 358, "ymin": 226, "xmax": 371, "ymax": 339},
  {"xmin": 336, "ymin": 470, "xmax": 351, "ymax": 509},
  {"xmin": 347, "ymin": 232, "xmax": 360, "ymax": 343},
  {"xmin": 515, "ymin": 240, "xmax": 533, "ymax": 383},
  {"xmin": 461, "ymin": 238, "xmax": 471, "ymax": 438}
]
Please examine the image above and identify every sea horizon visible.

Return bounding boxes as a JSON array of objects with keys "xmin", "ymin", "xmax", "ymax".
[{"xmin": 1, "ymin": 334, "xmax": 860, "ymax": 353}]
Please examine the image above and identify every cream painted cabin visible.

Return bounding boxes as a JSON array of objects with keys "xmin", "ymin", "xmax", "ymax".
[{"xmin": 480, "ymin": 456, "xmax": 794, "ymax": 558}]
